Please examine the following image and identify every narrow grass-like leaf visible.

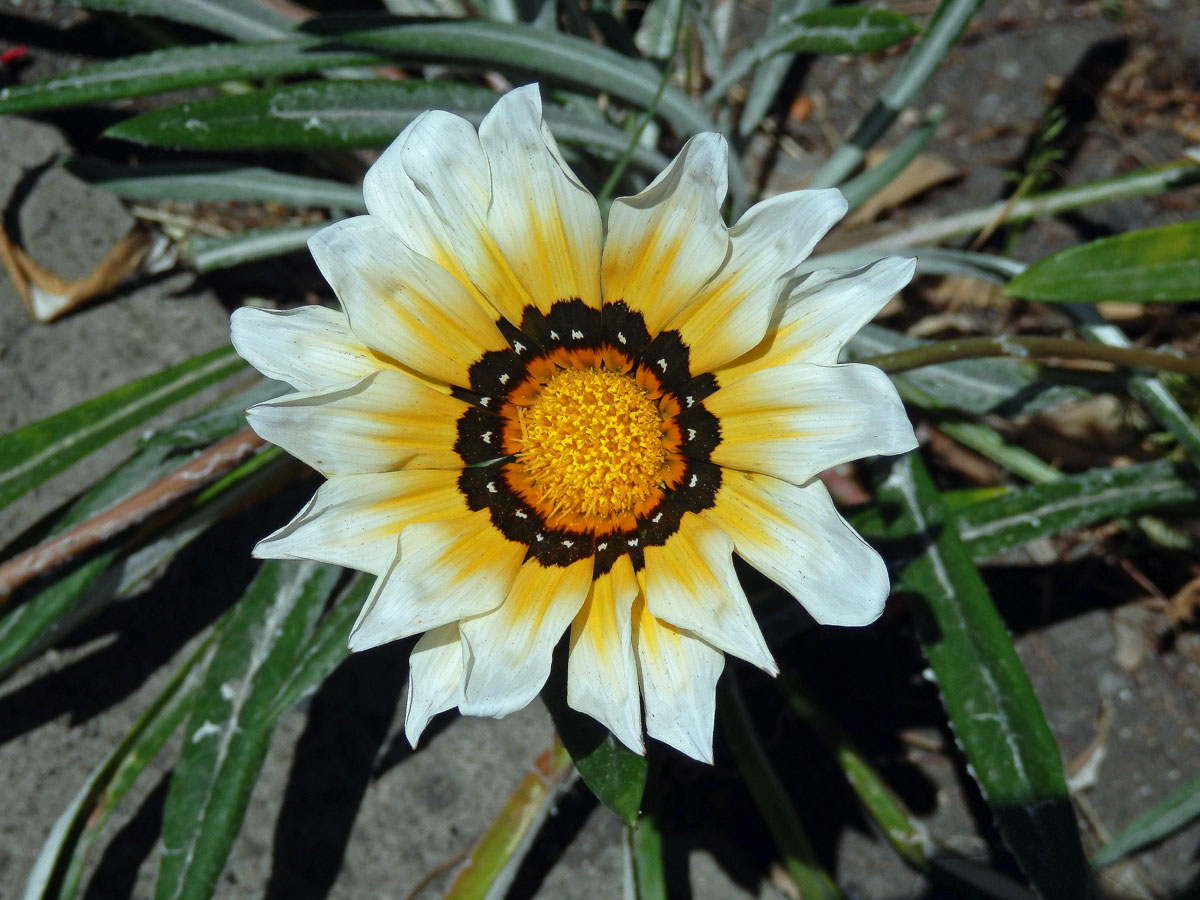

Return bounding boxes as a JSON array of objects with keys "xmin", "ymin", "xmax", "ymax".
[
  {"xmin": 186, "ymin": 224, "xmax": 326, "ymax": 271},
  {"xmin": 542, "ymin": 655, "xmax": 647, "ymax": 826},
  {"xmin": 955, "ymin": 461, "xmax": 1199, "ymax": 559},
  {"xmin": 806, "ymin": 0, "xmax": 985, "ymax": 188},
  {"xmin": 155, "ymin": 559, "xmax": 342, "ymax": 900},
  {"xmin": 1092, "ymin": 774, "xmax": 1200, "ymax": 867},
  {"xmin": 931, "ymin": 418, "xmax": 1062, "ymax": 486},
  {"xmin": 847, "ymin": 324, "xmax": 1088, "ymax": 417},
  {"xmin": 778, "ymin": 672, "xmax": 930, "ymax": 870},
  {"xmin": 0, "ymin": 380, "xmax": 284, "ymax": 682},
  {"xmin": 0, "ymin": 554, "xmax": 118, "ymax": 679},
  {"xmin": 871, "ymin": 452, "xmax": 1093, "ymax": 900},
  {"xmin": 441, "ymin": 740, "xmax": 574, "ymax": 900},
  {"xmin": 839, "ymin": 112, "xmax": 941, "ymax": 211},
  {"xmin": 67, "ymin": 159, "xmax": 365, "ymax": 210},
  {"xmin": 1007, "ymin": 223, "xmax": 1200, "ymax": 303},
  {"xmin": 852, "ymin": 162, "xmax": 1200, "ymax": 253},
  {"xmin": 66, "ymin": 0, "xmax": 292, "ymax": 41},
  {"xmin": 105, "ymin": 80, "xmax": 671, "ymax": 171},
  {"xmin": 23, "ymin": 624, "xmax": 223, "ymax": 900},
  {"xmin": 1065, "ymin": 304, "xmax": 1200, "ymax": 469},
  {"xmin": 720, "ymin": 676, "xmax": 843, "ymax": 900},
  {"xmin": 737, "ymin": 0, "xmax": 830, "ymax": 138},
  {"xmin": 264, "ymin": 575, "xmax": 373, "ymax": 721},
  {"xmin": 706, "ymin": 7, "xmax": 918, "ymax": 103},
  {"xmin": 302, "ymin": 16, "xmax": 715, "ymax": 136},
  {"xmin": 853, "ymin": 460, "xmax": 1197, "ymax": 563},
  {"xmin": 0, "ymin": 346, "xmax": 245, "ymax": 512},
  {"xmin": 0, "ymin": 41, "xmax": 385, "ymax": 115}
]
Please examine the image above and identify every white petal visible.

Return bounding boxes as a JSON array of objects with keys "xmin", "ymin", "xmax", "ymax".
[
  {"xmin": 667, "ymin": 189, "xmax": 847, "ymax": 374},
  {"xmin": 362, "ymin": 109, "xmax": 532, "ymax": 325},
  {"xmin": 309, "ymin": 217, "xmax": 508, "ymax": 389},
  {"xmin": 254, "ymin": 470, "xmax": 468, "ymax": 575},
  {"xmin": 644, "ymin": 513, "xmax": 775, "ymax": 673},
  {"xmin": 634, "ymin": 599, "xmax": 724, "ymax": 764},
  {"xmin": 405, "ymin": 623, "xmax": 465, "ymax": 747},
  {"xmin": 479, "ymin": 85, "xmax": 602, "ymax": 311},
  {"xmin": 567, "ymin": 554, "xmax": 644, "ymax": 754},
  {"xmin": 716, "ymin": 256, "xmax": 915, "ymax": 381},
  {"xmin": 348, "ymin": 509, "xmax": 526, "ymax": 650},
  {"xmin": 703, "ymin": 471, "xmax": 890, "ymax": 626},
  {"xmin": 245, "ymin": 369, "xmax": 469, "ymax": 476},
  {"xmin": 459, "ymin": 556, "xmax": 593, "ymax": 718},
  {"xmin": 602, "ymin": 134, "xmax": 730, "ymax": 334},
  {"xmin": 230, "ymin": 305, "xmax": 385, "ymax": 392},
  {"xmin": 706, "ymin": 362, "xmax": 917, "ymax": 485}
]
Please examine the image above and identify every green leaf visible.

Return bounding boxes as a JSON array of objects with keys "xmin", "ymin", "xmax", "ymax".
[
  {"xmin": 0, "ymin": 345, "xmax": 245, "ymax": 513},
  {"xmin": 707, "ymin": 7, "xmax": 919, "ymax": 103},
  {"xmin": 303, "ymin": 16, "xmax": 714, "ymax": 136},
  {"xmin": 1092, "ymin": 773, "xmax": 1200, "ymax": 867},
  {"xmin": 25, "ymin": 624, "xmax": 224, "ymax": 900},
  {"xmin": 778, "ymin": 672, "xmax": 929, "ymax": 870},
  {"xmin": 871, "ymin": 453, "xmax": 1094, "ymax": 900},
  {"xmin": 264, "ymin": 575, "xmax": 372, "ymax": 721},
  {"xmin": 542, "ymin": 657, "xmax": 647, "ymax": 825},
  {"xmin": 847, "ymin": 324, "xmax": 1089, "ymax": 417},
  {"xmin": 186, "ymin": 224, "xmax": 326, "ymax": 272},
  {"xmin": 155, "ymin": 559, "xmax": 342, "ymax": 900},
  {"xmin": 66, "ymin": 0, "xmax": 292, "ymax": 41},
  {"xmin": 66, "ymin": 159, "xmax": 365, "ymax": 210},
  {"xmin": 720, "ymin": 677, "xmax": 843, "ymax": 900},
  {"xmin": 1065, "ymin": 303, "xmax": 1200, "ymax": 470},
  {"xmin": 1006, "ymin": 222, "xmax": 1200, "ymax": 303},
  {"xmin": 852, "ymin": 460, "xmax": 1198, "ymax": 570},
  {"xmin": 737, "ymin": 0, "xmax": 830, "ymax": 138},
  {"xmin": 0, "ymin": 380, "xmax": 285, "ymax": 682},
  {"xmin": 105, "ymin": 79, "xmax": 496, "ymax": 150},
  {"xmin": 955, "ymin": 461, "xmax": 1199, "ymax": 559},
  {"xmin": 0, "ymin": 41, "xmax": 385, "ymax": 115},
  {"xmin": 0, "ymin": 554, "xmax": 118, "ymax": 680},
  {"xmin": 441, "ymin": 740, "xmax": 574, "ymax": 900},
  {"xmin": 105, "ymin": 79, "xmax": 671, "ymax": 172}
]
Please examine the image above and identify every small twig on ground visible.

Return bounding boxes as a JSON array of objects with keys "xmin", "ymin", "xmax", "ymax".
[{"xmin": 0, "ymin": 427, "xmax": 265, "ymax": 601}]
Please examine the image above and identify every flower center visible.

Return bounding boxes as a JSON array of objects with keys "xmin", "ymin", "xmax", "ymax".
[{"xmin": 517, "ymin": 367, "xmax": 668, "ymax": 521}]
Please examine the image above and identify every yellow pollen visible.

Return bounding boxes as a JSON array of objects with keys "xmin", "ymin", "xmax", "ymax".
[{"xmin": 517, "ymin": 367, "xmax": 668, "ymax": 520}]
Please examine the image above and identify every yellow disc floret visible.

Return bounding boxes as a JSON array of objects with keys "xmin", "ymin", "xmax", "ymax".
[{"xmin": 517, "ymin": 367, "xmax": 668, "ymax": 521}]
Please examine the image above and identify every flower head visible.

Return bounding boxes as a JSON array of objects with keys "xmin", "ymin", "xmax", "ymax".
[{"xmin": 231, "ymin": 85, "xmax": 917, "ymax": 762}]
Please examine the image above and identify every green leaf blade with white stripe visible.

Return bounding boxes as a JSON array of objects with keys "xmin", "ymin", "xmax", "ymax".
[
  {"xmin": 154, "ymin": 559, "xmax": 342, "ymax": 900},
  {"xmin": 956, "ymin": 461, "xmax": 1199, "ymax": 559},
  {"xmin": 871, "ymin": 453, "xmax": 1094, "ymax": 900},
  {"xmin": 707, "ymin": 7, "xmax": 919, "ymax": 102},
  {"xmin": 0, "ymin": 41, "xmax": 385, "ymax": 115},
  {"xmin": 0, "ymin": 345, "xmax": 246, "ymax": 513}
]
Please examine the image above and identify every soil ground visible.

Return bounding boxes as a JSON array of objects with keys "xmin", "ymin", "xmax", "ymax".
[{"xmin": 1, "ymin": 0, "xmax": 1199, "ymax": 898}]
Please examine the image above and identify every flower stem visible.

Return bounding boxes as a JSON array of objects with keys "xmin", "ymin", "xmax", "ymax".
[
  {"xmin": 719, "ymin": 674, "xmax": 844, "ymax": 900},
  {"xmin": 861, "ymin": 336, "xmax": 1200, "ymax": 379},
  {"xmin": 626, "ymin": 758, "xmax": 667, "ymax": 900}
]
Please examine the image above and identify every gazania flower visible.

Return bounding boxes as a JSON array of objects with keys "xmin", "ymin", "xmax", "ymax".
[{"xmin": 231, "ymin": 85, "xmax": 916, "ymax": 763}]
